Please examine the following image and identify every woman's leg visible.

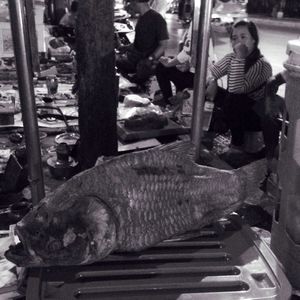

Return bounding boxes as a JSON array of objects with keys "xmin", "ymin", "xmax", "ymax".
[
  {"xmin": 155, "ymin": 63, "xmax": 175, "ymax": 101},
  {"xmin": 252, "ymin": 99, "xmax": 281, "ymax": 161},
  {"xmin": 116, "ymin": 53, "xmax": 137, "ymax": 75},
  {"xmin": 172, "ymin": 71, "xmax": 194, "ymax": 92},
  {"xmin": 261, "ymin": 115, "xmax": 280, "ymax": 160},
  {"xmin": 116, "ymin": 48, "xmax": 142, "ymax": 76},
  {"xmin": 210, "ymin": 89, "xmax": 246, "ymax": 146},
  {"xmin": 155, "ymin": 64, "xmax": 194, "ymax": 102},
  {"xmin": 209, "ymin": 87, "xmax": 229, "ymax": 134},
  {"xmin": 223, "ymin": 94, "xmax": 256, "ymax": 147}
]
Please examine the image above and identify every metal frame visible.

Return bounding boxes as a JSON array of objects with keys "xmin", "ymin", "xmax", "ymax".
[
  {"xmin": 191, "ymin": 0, "xmax": 214, "ymax": 163},
  {"xmin": 8, "ymin": 0, "xmax": 45, "ymax": 204}
]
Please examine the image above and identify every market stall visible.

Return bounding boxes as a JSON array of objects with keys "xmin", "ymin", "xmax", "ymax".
[{"xmin": 0, "ymin": 0, "xmax": 295, "ymax": 299}]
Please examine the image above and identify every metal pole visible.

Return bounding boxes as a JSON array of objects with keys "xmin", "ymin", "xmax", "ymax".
[
  {"xmin": 191, "ymin": 0, "xmax": 213, "ymax": 163},
  {"xmin": 8, "ymin": 0, "xmax": 45, "ymax": 205},
  {"xmin": 24, "ymin": 0, "xmax": 40, "ymax": 74}
]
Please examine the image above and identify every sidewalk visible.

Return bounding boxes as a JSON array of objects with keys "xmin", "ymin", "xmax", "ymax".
[{"xmin": 248, "ymin": 14, "xmax": 300, "ymax": 31}]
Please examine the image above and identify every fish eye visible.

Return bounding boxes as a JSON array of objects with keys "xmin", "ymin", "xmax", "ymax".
[
  {"xmin": 28, "ymin": 226, "xmax": 41, "ymax": 238},
  {"xmin": 47, "ymin": 240, "xmax": 63, "ymax": 252}
]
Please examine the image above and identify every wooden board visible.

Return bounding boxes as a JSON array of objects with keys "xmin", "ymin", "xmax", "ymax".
[
  {"xmin": 118, "ymin": 138, "xmax": 161, "ymax": 153},
  {"xmin": 117, "ymin": 119, "xmax": 190, "ymax": 142}
]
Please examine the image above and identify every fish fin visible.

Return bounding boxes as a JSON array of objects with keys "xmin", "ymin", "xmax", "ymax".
[
  {"xmin": 156, "ymin": 140, "xmax": 196, "ymax": 160},
  {"xmin": 236, "ymin": 158, "xmax": 267, "ymax": 204},
  {"xmin": 95, "ymin": 155, "xmax": 115, "ymax": 166},
  {"xmin": 156, "ymin": 140, "xmax": 232, "ymax": 170}
]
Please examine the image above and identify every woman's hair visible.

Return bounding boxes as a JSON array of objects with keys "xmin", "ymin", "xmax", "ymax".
[{"xmin": 230, "ymin": 20, "xmax": 259, "ymax": 47}]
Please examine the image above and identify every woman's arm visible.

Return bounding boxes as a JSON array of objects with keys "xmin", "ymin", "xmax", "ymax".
[
  {"xmin": 209, "ymin": 53, "xmax": 233, "ymax": 80},
  {"xmin": 228, "ymin": 58, "xmax": 272, "ymax": 94},
  {"xmin": 158, "ymin": 56, "xmax": 181, "ymax": 68},
  {"xmin": 205, "ymin": 53, "xmax": 233, "ymax": 101}
]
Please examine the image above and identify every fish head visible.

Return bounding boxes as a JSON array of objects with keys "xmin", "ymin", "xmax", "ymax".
[{"xmin": 5, "ymin": 194, "xmax": 117, "ymax": 267}]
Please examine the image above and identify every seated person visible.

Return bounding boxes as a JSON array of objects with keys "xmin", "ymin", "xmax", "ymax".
[
  {"xmin": 205, "ymin": 20, "xmax": 280, "ymax": 160},
  {"xmin": 154, "ymin": 21, "xmax": 216, "ymax": 106},
  {"xmin": 59, "ymin": 1, "xmax": 78, "ymax": 29},
  {"xmin": 154, "ymin": 22, "xmax": 194, "ymax": 106},
  {"xmin": 264, "ymin": 70, "xmax": 287, "ymax": 173},
  {"xmin": 58, "ymin": 1, "xmax": 78, "ymax": 46},
  {"xmin": 265, "ymin": 70, "xmax": 287, "ymax": 112},
  {"xmin": 116, "ymin": 0, "xmax": 169, "ymax": 84}
]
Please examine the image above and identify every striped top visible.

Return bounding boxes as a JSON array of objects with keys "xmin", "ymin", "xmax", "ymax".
[{"xmin": 210, "ymin": 52, "xmax": 273, "ymax": 101}]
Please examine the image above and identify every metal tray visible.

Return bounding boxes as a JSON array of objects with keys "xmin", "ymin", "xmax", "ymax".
[
  {"xmin": 117, "ymin": 119, "xmax": 190, "ymax": 142},
  {"xmin": 25, "ymin": 215, "xmax": 291, "ymax": 300}
]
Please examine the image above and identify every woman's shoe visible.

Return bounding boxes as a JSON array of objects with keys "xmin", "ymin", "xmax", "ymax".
[{"xmin": 152, "ymin": 91, "xmax": 168, "ymax": 107}]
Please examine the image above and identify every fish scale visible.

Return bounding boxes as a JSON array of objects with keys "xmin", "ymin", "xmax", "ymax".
[{"xmin": 5, "ymin": 141, "xmax": 267, "ymax": 267}]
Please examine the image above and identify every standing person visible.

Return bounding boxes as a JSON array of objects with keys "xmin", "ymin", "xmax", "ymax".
[
  {"xmin": 205, "ymin": 20, "xmax": 277, "ymax": 156},
  {"xmin": 116, "ymin": 0, "xmax": 169, "ymax": 84}
]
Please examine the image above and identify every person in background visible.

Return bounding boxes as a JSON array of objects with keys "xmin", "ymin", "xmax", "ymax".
[
  {"xmin": 263, "ymin": 70, "xmax": 287, "ymax": 174},
  {"xmin": 154, "ymin": 22, "xmax": 194, "ymax": 106},
  {"xmin": 59, "ymin": 1, "xmax": 78, "ymax": 29},
  {"xmin": 265, "ymin": 70, "xmax": 287, "ymax": 103},
  {"xmin": 116, "ymin": 0, "xmax": 169, "ymax": 84},
  {"xmin": 154, "ymin": 17, "xmax": 216, "ymax": 107},
  {"xmin": 149, "ymin": 0, "xmax": 168, "ymax": 17},
  {"xmin": 178, "ymin": 0, "xmax": 185, "ymax": 21},
  {"xmin": 177, "ymin": 0, "xmax": 193, "ymax": 23},
  {"xmin": 58, "ymin": 0, "xmax": 78, "ymax": 47},
  {"xmin": 205, "ymin": 20, "xmax": 278, "ymax": 160}
]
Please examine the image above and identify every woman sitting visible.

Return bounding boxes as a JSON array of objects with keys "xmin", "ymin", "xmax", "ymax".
[
  {"xmin": 154, "ymin": 23, "xmax": 194, "ymax": 106},
  {"xmin": 206, "ymin": 20, "xmax": 279, "ymax": 163}
]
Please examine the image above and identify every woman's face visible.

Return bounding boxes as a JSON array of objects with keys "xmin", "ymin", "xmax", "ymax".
[{"xmin": 231, "ymin": 25, "xmax": 256, "ymax": 55}]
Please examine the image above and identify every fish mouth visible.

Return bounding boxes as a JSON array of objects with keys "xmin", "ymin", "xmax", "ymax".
[
  {"xmin": 4, "ymin": 242, "xmax": 30, "ymax": 266},
  {"xmin": 4, "ymin": 227, "xmax": 40, "ymax": 267}
]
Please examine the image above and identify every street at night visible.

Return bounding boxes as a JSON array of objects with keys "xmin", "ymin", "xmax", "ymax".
[
  {"xmin": 1, "ymin": 1, "xmax": 300, "ymax": 299},
  {"xmin": 165, "ymin": 12, "xmax": 300, "ymax": 97}
]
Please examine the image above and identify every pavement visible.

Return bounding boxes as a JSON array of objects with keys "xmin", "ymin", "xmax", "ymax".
[
  {"xmin": 33, "ymin": 0, "xmax": 300, "ymax": 31},
  {"xmin": 248, "ymin": 14, "xmax": 300, "ymax": 30}
]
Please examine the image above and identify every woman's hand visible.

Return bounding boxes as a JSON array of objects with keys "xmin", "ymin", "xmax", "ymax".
[
  {"xmin": 159, "ymin": 56, "xmax": 171, "ymax": 67},
  {"xmin": 205, "ymin": 78, "xmax": 218, "ymax": 101},
  {"xmin": 234, "ymin": 43, "xmax": 248, "ymax": 59}
]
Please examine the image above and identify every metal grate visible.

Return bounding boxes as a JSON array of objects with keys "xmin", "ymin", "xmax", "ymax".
[{"xmin": 26, "ymin": 215, "xmax": 291, "ymax": 300}]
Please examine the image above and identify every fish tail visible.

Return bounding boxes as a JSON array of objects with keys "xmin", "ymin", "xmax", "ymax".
[{"xmin": 236, "ymin": 158, "xmax": 268, "ymax": 205}]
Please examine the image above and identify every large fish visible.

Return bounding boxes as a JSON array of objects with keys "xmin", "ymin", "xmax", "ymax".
[{"xmin": 5, "ymin": 141, "xmax": 266, "ymax": 267}]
